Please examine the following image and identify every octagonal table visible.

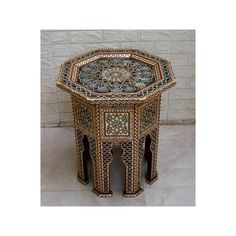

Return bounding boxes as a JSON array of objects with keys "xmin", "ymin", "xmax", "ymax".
[{"xmin": 56, "ymin": 48, "xmax": 176, "ymax": 197}]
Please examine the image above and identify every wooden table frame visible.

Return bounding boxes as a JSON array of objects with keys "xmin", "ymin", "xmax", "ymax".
[{"xmin": 56, "ymin": 48, "xmax": 176, "ymax": 197}]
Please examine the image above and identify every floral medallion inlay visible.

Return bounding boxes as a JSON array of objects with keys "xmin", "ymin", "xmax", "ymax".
[
  {"xmin": 104, "ymin": 112, "xmax": 130, "ymax": 136},
  {"xmin": 77, "ymin": 58, "xmax": 156, "ymax": 93}
]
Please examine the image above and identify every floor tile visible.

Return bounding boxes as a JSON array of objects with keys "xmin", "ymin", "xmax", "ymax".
[
  {"xmin": 41, "ymin": 190, "xmax": 146, "ymax": 206},
  {"xmin": 162, "ymin": 186, "xmax": 195, "ymax": 206},
  {"xmin": 144, "ymin": 186, "xmax": 195, "ymax": 206},
  {"xmin": 144, "ymin": 187, "xmax": 166, "ymax": 206},
  {"xmin": 150, "ymin": 166, "xmax": 195, "ymax": 188}
]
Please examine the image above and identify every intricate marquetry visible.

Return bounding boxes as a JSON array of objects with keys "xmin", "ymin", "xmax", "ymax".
[
  {"xmin": 141, "ymin": 100, "xmax": 157, "ymax": 131},
  {"xmin": 57, "ymin": 49, "xmax": 176, "ymax": 197},
  {"xmin": 77, "ymin": 102, "xmax": 94, "ymax": 133},
  {"xmin": 104, "ymin": 112, "xmax": 130, "ymax": 136}
]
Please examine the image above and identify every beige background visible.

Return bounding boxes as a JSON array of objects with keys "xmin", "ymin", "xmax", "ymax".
[{"xmin": 41, "ymin": 30, "xmax": 195, "ymax": 127}]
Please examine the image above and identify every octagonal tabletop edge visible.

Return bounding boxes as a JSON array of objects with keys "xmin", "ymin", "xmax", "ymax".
[{"xmin": 56, "ymin": 48, "xmax": 176, "ymax": 104}]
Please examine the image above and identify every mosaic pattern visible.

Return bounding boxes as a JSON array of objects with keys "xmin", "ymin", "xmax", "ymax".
[
  {"xmin": 149, "ymin": 128, "xmax": 158, "ymax": 181},
  {"xmin": 77, "ymin": 103, "xmax": 93, "ymax": 132},
  {"xmin": 104, "ymin": 112, "xmax": 129, "ymax": 136},
  {"xmin": 77, "ymin": 58, "xmax": 156, "ymax": 93},
  {"xmin": 76, "ymin": 129, "xmax": 86, "ymax": 183},
  {"xmin": 120, "ymin": 141, "xmax": 133, "ymax": 193},
  {"xmin": 101, "ymin": 141, "xmax": 113, "ymax": 193},
  {"xmin": 87, "ymin": 136, "xmax": 99, "ymax": 191},
  {"xmin": 75, "ymin": 128, "xmax": 99, "ymax": 191},
  {"xmin": 138, "ymin": 136, "xmax": 145, "ymax": 189},
  {"xmin": 58, "ymin": 49, "xmax": 175, "ymax": 198},
  {"xmin": 57, "ymin": 49, "xmax": 176, "ymax": 103},
  {"xmin": 141, "ymin": 100, "xmax": 157, "ymax": 131}
]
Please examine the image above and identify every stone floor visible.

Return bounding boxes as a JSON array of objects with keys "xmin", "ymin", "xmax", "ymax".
[{"xmin": 41, "ymin": 125, "xmax": 195, "ymax": 206}]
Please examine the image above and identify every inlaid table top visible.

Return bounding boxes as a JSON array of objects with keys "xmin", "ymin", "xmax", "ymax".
[{"xmin": 56, "ymin": 48, "xmax": 176, "ymax": 104}]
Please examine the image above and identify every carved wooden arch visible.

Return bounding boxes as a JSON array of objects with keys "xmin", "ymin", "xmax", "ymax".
[
  {"xmin": 101, "ymin": 140, "xmax": 134, "ymax": 195},
  {"xmin": 138, "ymin": 130, "xmax": 159, "ymax": 187},
  {"xmin": 77, "ymin": 132, "xmax": 98, "ymax": 191},
  {"xmin": 111, "ymin": 142, "xmax": 130, "ymax": 191}
]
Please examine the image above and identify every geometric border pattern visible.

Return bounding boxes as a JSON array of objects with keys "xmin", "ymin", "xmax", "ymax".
[
  {"xmin": 56, "ymin": 48, "xmax": 176, "ymax": 104},
  {"xmin": 104, "ymin": 112, "xmax": 130, "ymax": 137},
  {"xmin": 77, "ymin": 102, "xmax": 94, "ymax": 133},
  {"xmin": 141, "ymin": 100, "xmax": 157, "ymax": 132},
  {"xmin": 100, "ymin": 108, "xmax": 133, "ymax": 139}
]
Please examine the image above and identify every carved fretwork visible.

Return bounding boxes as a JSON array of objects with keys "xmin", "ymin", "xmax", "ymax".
[
  {"xmin": 101, "ymin": 141, "xmax": 113, "ymax": 194},
  {"xmin": 120, "ymin": 140, "xmax": 133, "ymax": 194}
]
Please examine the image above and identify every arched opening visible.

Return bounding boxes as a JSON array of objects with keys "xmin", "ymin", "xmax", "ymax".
[
  {"xmin": 110, "ymin": 143, "xmax": 125, "ymax": 193},
  {"xmin": 82, "ymin": 135, "xmax": 92, "ymax": 184},
  {"xmin": 144, "ymin": 134, "xmax": 152, "ymax": 181}
]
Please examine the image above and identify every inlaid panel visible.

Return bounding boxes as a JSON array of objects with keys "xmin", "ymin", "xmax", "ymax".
[
  {"xmin": 57, "ymin": 49, "xmax": 176, "ymax": 103},
  {"xmin": 77, "ymin": 102, "xmax": 94, "ymax": 133},
  {"xmin": 104, "ymin": 112, "xmax": 130, "ymax": 136},
  {"xmin": 141, "ymin": 100, "xmax": 157, "ymax": 131},
  {"xmin": 77, "ymin": 58, "xmax": 156, "ymax": 93}
]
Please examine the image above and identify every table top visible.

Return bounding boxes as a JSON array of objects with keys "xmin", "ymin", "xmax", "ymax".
[{"xmin": 56, "ymin": 48, "xmax": 176, "ymax": 104}]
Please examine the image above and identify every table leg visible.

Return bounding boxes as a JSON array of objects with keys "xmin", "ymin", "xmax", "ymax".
[
  {"xmin": 75, "ymin": 129, "xmax": 89, "ymax": 185},
  {"xmin": 92, "ymin": 140, "xmax": 113, "ymax": 197},
  {"xmin": 146, "ymin": 127, "xmax": 159, "ymax": 184},
  {"xmin": 121, "ymin": 140, "xmax": 143, "ymax": 197}
]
